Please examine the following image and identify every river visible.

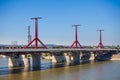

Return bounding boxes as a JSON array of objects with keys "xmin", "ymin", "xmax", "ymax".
[{"xmin": 0, "ymin": 57, "xmax": 120, "ymax": 80}]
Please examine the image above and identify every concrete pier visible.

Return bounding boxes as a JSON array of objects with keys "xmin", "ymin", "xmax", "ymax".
[
  {"xmin": 90, "ymin": 52, "xmax": 95, "ymax": 60},
  {"xmin": 80, "ymin": 52, "xmax": 91, "ymax": 63},
  {"xmin": 81, "ymin": 52, "xmax": 91, "ymax": 60},
  {"xmin": 51, "ymin": 52, "xmax": 66, "ymax": 63},
  {"xmin": 64, "ymin": 52, "xmax": 71, "ymax": 63},
  {"xmin": 21, "ymin": 55, "xmax": 30, "ymax": 67},
  {"xmin": 8, "ymin": 54, "xmax": 24, "ymax": 67},
  {"xmin": 31, "ymin": 53, "xmax": 41, "ymax": 68},
  {"xmin": 8, "ymin": 54, "xmax": 30, "ymax": 68},
  {"xmin": 94, "ymin": 51, "xmax": 113, "ymax": 61},
  {"xmin": 70, "ymin": 51, "xmax": 80, "ymax": 64}
]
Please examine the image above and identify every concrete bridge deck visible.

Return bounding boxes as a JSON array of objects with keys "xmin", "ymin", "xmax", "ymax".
[{"xmin": 0, "ymin": 48, "xmax": 119, "ymax": 54}]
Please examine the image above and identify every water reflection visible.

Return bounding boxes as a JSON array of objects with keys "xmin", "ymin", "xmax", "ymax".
[
  {"xmin": 0, "ymin": 59, "xmax": 52, "ymax": 75},
  {"xmin": 0, "ymin": 58, "xmax": 92, "ymax": 75},
  {"xmin": 0, "ymin": 61, "xmax": 120, "ymax": 80}
]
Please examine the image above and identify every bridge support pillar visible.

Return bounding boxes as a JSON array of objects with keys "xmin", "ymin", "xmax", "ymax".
[
  {"xmin": 31, "ymin": 53, "xmax": 41, "ymax": 68},
  {"xmin": 52, "ymin": 52, "xmax": 66, "ymax": 63},
  {"xmin": 64, "ymin": 52, "xmax": 71, "ymax": 63},
  {"xmin": 70, "ymin": 51, "xmax": 80, "ymax": 64},
  {"xmin": 90, "ymin": 52, "xmax": 95, "ymax": 60},
  {"xmin": 8, "ymin": 54, "xmax": 25, "ymax": 67},
  {"xmin": 80, "ymin": 52, "xmax": 91, "ymax": 63},
  {"xmin": 21, "ymin": 55, "xmax": 30, "ymax": 67},
  {"xmin": 94, "ymin": 51, "xmax": 113, "ymax": 61}
]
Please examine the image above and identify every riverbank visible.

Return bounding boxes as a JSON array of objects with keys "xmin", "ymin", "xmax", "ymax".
[{"xmin": 111, "ymin": 53, "xmax": 120, "ymax": 60}]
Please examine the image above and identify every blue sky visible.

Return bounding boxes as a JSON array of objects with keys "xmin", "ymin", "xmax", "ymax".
[{"xmin": 0, "ymin": 0, "xmax": 120, "ymax": 46}]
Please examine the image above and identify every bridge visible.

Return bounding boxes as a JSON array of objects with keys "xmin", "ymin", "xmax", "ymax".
[{"xmin": 0, "ymin": 48, "xmax": 119, "ymax": 68}]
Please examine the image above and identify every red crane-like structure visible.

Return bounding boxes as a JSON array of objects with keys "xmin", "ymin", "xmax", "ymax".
[
  {"xmin": 25, "ymin": 17, "xmax": 47, "ymax": 49},
  {"xmin": 96, "ymin": 29, "xmax": 104, "ymax": 48},
  {"xmin": 70, "ymin": 25, "xmax": 82, "ymax": 48}
]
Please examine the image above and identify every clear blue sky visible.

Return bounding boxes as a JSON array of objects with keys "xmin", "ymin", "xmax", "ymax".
[{"xmin": 0, "ymin": 0, "xmax": 120, "ymax": 46}]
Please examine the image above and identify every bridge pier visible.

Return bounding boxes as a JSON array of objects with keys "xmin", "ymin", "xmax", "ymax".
[
  {"xmin": 22, "ymin": 55, "xmax": 30, "ymax": 67},
  {"xmin": 8, "ymin": 54, "xmax": 25, "ymax": 67},
  {"xmin": 80, "ymin": 51, "xmax": 91, "ymax": 63},
  {"xmin": 64, "ymin": 52, "xmax": 71, "ymax": 63},
  {"xmin": 94, "ymin": 51, "xmax": 113, "ymax": 61},
  {"xmin": 51, "ymin": 52, "xmax": 66, "ymax": 63},
  {"xmin": 31, "ymin": 53, "xmax": 41, "ymax": 68},
  {"xmin": 90, "ymin": 52, "xmax": 95, "ymax": 60},
  {"xmin": 70, "ymin": 51, "xmax": 80, "ymax": 64}
]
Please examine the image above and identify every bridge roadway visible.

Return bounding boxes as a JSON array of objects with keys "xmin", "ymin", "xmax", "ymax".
[{"xmin": 0, "ymin": 48, "xmax": 119, "ymax": 54}]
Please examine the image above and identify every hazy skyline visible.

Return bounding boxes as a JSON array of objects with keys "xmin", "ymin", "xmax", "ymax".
[{"xmin": 0, "ymin": 0, "xmax": 120, "ymax": 46}]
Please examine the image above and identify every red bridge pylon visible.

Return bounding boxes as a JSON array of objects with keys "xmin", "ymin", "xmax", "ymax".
[
  {"xmin": 25, "ymin": 17, "xmax": 47, "ymax": 49},
  {"xmin": 70, "ymin": 25, "xmax": 82, "ymax": 48},
  {"xmin": 96, "ymin": 29, "xmax": 104, "ymax": 49}
]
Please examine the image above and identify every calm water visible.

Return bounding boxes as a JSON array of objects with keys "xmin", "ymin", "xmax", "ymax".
[{"xmin": 0, "ymin": 57, "xmax": 120, "ymax": 80}]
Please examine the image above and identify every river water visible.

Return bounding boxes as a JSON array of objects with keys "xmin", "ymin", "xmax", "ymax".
[{"xmin": 0, "ymin": 57, "xmax": 120, "ymax": 80}]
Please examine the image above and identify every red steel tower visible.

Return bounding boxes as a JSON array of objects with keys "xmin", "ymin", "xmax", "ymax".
[
  {"xmin": 96, "ymin": 29, "xmax": 104, "ymax": 48},
  {"xmin": 25, "ymin": 17, "xmax": 47, "ymax": 49},
  {"xmin": 70, "ymin": 25, "xmax": 82, "ymax": 48}
]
